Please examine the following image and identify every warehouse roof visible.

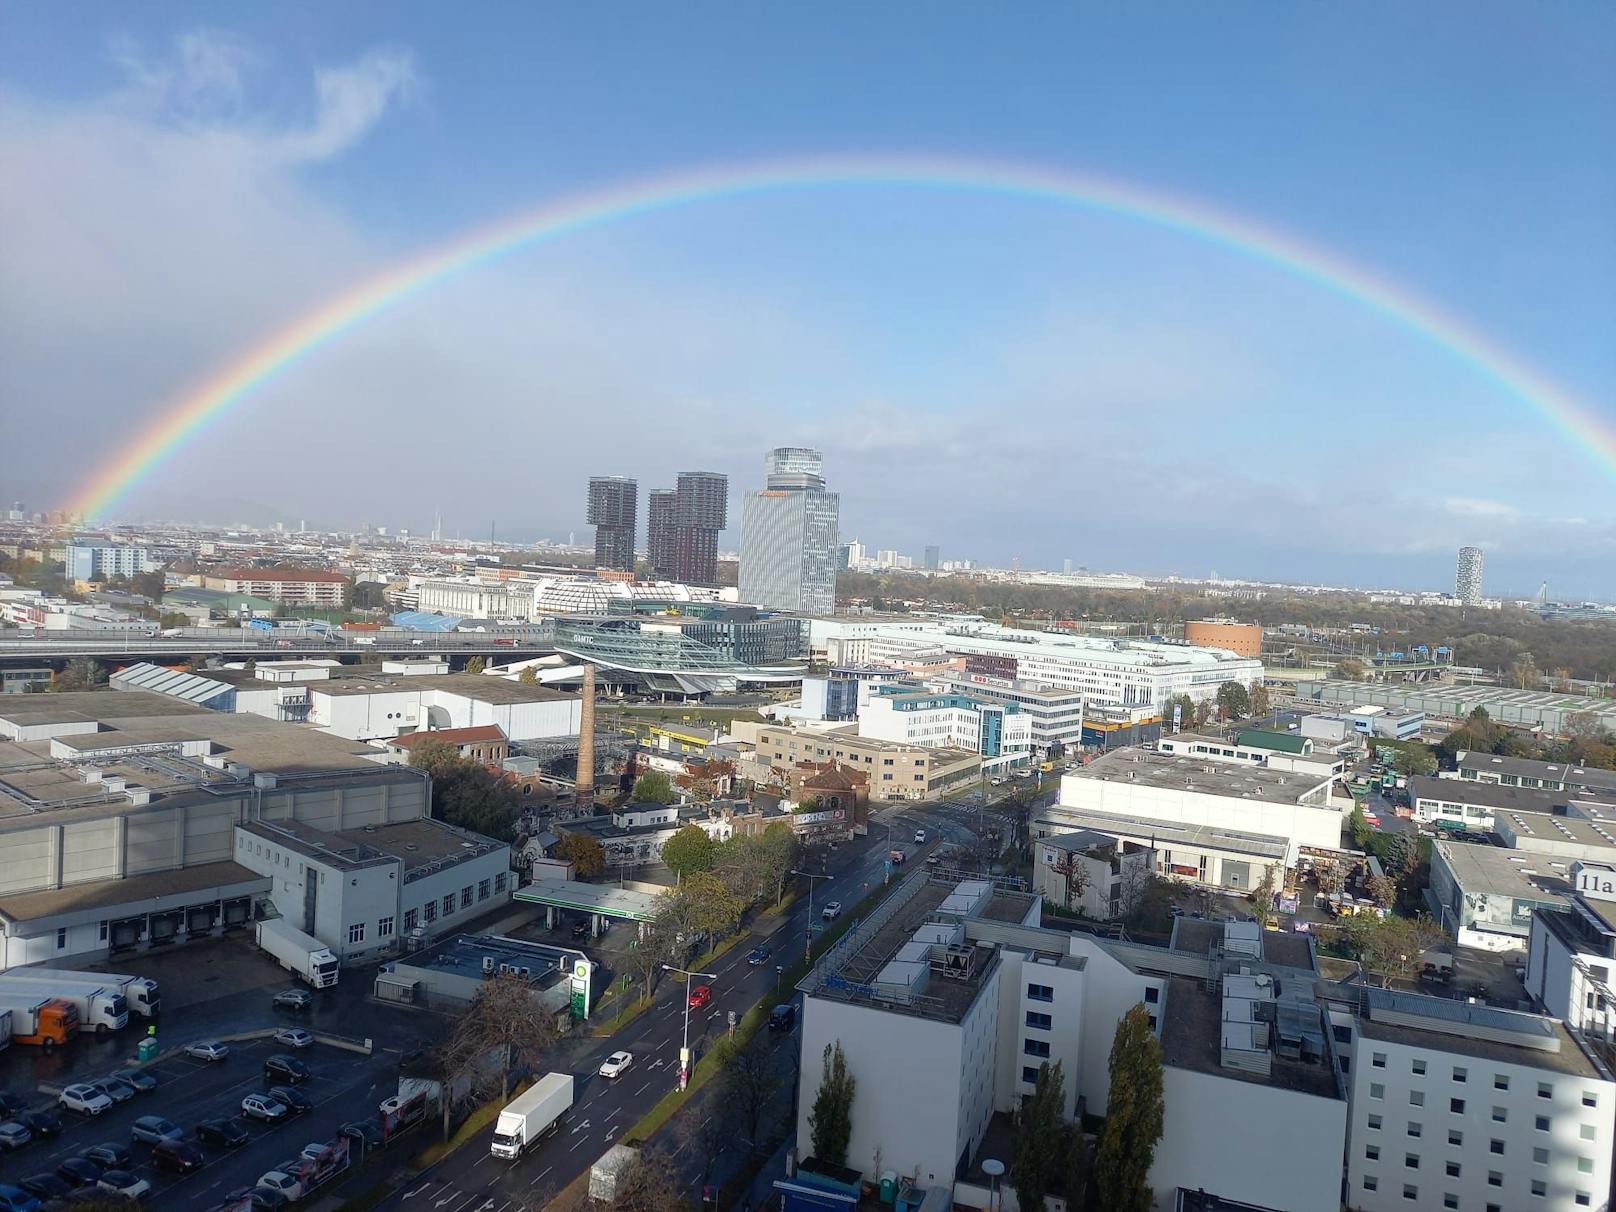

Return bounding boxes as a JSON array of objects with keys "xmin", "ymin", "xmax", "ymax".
[{"xmin": 1072, "ymin": 747, "xmax": 1330, "ymax": 803}]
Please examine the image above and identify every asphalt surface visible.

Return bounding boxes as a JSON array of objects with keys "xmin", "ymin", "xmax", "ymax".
[{"xmin": 384, "ymin": 801, "xmax": 988, "ymax": 1212}]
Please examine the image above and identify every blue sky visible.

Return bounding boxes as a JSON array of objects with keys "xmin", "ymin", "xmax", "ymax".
[{"xmin": 2, "ymin": 3, "xmax": 1613, "ymax": 595}]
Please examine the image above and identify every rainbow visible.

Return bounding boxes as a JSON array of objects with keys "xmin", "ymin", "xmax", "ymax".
[{"xmin": 67, "ymin": 153, "xmax": 1616, "ymax": 520}]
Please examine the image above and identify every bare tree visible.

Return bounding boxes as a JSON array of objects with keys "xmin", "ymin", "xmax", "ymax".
[
  {"xmin": 715, "ymin": 1028, "xmax": 783, "ymax": 1150},
  {"xmin": 611, "ymin": 1147, "xmax": 685, "ymax": 1212},
  {"xmin": 1051, "ymin": 847, "xmax": 1092, "ymax": 913},
  {"xmin": 459, "ymin": 972, "xmax": 563, "ymax": 1099},
  {"xmin": 675, "ymin": 1105, "xmax": 732, "ymax": 1202}
]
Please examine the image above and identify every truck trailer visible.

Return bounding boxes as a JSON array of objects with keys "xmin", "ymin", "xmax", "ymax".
[
  {"xmin": 489, "ymin": 1072, "xmax": 574, "ymax": 1160},
  {"xmin": 255, "ymin": 919, "xmax": 339, "ymax": 988},
  {"xmin": 0, "ymin": 977, "xmax": 127, "ymax": 1034},
  {"xmin": 0, "ymin": 967, "xmax": 160, "ymax": 1016},
  {"xmin": 0, "ymin": 995, "xmax": 79, "ymax": 1048}
]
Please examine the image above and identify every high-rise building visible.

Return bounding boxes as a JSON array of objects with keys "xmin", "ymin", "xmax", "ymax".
[
  {"xmin": 646, "ymin": 489, "xmax": 678, "ymax": 580},
  {"xmin": 739, "ymin": 447, "xmax": 840, "ymax": 613},
  {"xmin": 587, "ymin": 476, "xmax": 638, "ymax": 572},
  {"xmin": 672, "ymin": 471, "xmax": 727, "ymax": 586},
  {"xmin": 923, "ymin": 545, "xmax": 940, "ymax": 570},
  {"xmin": 1456, "ymin": 545, "xmax": 1484, "ymax": 605}
]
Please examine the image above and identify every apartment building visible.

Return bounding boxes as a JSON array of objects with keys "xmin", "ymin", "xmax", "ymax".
[
  {"xmin": 755, "ymin": 724, "xmax": 980, "ymax": 800},
  {"xmin": 204, "ymin": 567, "xmax": 348, "ymax": 606},
  {"xmin": 858, "ymin": 686, "xmax": 1033, "ymax": 772}
]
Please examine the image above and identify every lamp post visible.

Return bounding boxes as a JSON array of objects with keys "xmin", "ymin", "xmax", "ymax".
[
  {"xmin": 792, "ymin": 869, "xmax": 834, "ymax": 964},
  {"xmin": 661, "ymin": 963, "xmax": 717, "ymax": 1092}
]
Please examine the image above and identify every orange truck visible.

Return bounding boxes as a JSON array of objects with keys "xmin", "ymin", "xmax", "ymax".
[{"xmin": 0, "ymin": 995, "xmax": 80, "ymax": 1048}]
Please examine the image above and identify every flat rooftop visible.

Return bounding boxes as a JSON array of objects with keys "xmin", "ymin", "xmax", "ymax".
[
  {"xmin": 1072, "ymin": 748, "xmax": 1329, "ymax": 802},
  {"xmin": 1411, "ymin": 775, "xmax": 1616, "ymax": 814},
  {"xmin": 399, "ymin": 932, "xmax": 577, "ymax": 991},
  {"xmin": 1170, "ymin": 918, "xmax": 1318, "ymax": 972},
  {"xmin": 1357, "ymin": 987, "xmax": 1605, "ymax": 1079},
  {"xmin": 309, "ymin": 672, "xmax": 575, "ymax": 704},
  {"xmin": 1433, "ymin": 841, "xmax": 1573, "ymax": 902},
  {"xmin": 243, "ymin": 817, "xmax": 504, "ymax": 875},
  {"xmin": 1455, "ymin": 751, "xmax": 1616, "ymax": 794},
  {"xmin": 0, "ymin": 860, "xmax": 266, "ymax": 927},
  {"xmin": 1159, "ymin": 975, "xmax": 1342, "ymax": 1098},
  {"xmin": 1037, "ymin": 807, "xmax": 1289, "ymax": 861}
]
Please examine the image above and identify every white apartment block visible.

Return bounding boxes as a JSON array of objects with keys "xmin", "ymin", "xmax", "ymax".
[{"xmin": 857, "ymin": 689, "xmax": 1033, "ymax": 771}]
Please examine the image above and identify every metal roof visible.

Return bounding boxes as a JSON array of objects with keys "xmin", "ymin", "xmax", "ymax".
[{"xmin": 108, "ymin": 662, "xmax": 234, "ymax": 709}]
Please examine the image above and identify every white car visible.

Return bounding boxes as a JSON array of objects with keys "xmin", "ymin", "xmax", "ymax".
[
  {"xmin": 821, "ymin": 901, "xmax": 842, "ymax": 921},
  {"xmin": 259, "ymin": 1170, "xmax": 306, "ymax": 1200},
  {"xmin": 97, "ymin": 1171, "xmax": 154, "ymax": 1200},
  {"xmin": 60, "ymin": 1083, "xmax": 114, "ymax": 1116},
  {"xmin": 187, "ymin": 1040, "xmax": 230, "ymax": 1062},
  {"xmin": 914, "ymin": 829, "xmax": 926, "ymax": 843},
  {"xmin": 598, "ymin": 1051, "xmax": 633, "ymax": 1079},
  {"xmin": 274, "ymin": 1027, "xmax": 314, "ymax": 1049},
  {"xmin": 242, "ymin": 1093, "xmax": 289, "ymax": 1122}
]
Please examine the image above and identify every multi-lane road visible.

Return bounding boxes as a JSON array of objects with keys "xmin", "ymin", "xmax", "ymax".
[{"xmin": 383, "ymin": 802, "xmax": 987, "ymax": 1212}]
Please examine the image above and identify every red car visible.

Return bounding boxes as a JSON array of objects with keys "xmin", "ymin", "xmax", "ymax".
[{"xmin": 687, "ymin": 984, "xmax": 713, "ymax": 1010}]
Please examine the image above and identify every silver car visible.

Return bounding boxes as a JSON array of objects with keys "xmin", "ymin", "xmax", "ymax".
[{"xmin": 0, "ymin": 1120, "xmax": 31, "ymax": 1150}]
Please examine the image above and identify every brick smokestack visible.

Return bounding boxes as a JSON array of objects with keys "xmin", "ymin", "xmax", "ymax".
[{"xmin": 575, "ymin": 663, "xmax": 596, "ymax": 811}]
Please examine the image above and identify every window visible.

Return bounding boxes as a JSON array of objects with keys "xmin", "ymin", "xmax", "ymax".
[
  {"xmin": 1493, "ymin": 1107, "xmax": 1508, "ymax": 1123},
  {"xmin": 1495, "ymin": 1075, "xmax": 1510, "ymax": 1091},
  {"xmin": 1407, "ymin": 1122, "xmax": 1422, "ymax": 1139},
  {"xmin": 1373, "ymin": 1052, "xmax": 1388, "ymax": 1069},
  {"xmin": 1577, "ymin": 1194, "xmax": 1592, "ymax": 1207},
  {"xmin": 1580, "ymin": 1123, "xmax": 1596, "ymax": 1141},
  {"xmin": 378, "ymin": 916, "xmax": 394, "ymax": 937},
  {"xmin": 423, "ymin": 901, "xmax": 437, "ymax": 923},
  {"xmin": 1531, "ymin": 1180, "xmax": 1546, "ymax": 1197},
  {"xmin": 1027, "ymin": 983, "xmax": 1054, "ymax": 1003},
  {"xmin": 1582, "ymin": 1091, "xmax": 1598, "ymax": 1108},
  {"xmin": 55, "ymin": 927, "xmax": 66, "ymax": 949},
  {"xmin": 1366, "ymin": 1144, "xmax": 1381, "ymax": 1161},
  {"xmin": 442, "ymin": 895, "xmax": 454, "ymax": 916},
  {"xmin": 1145, "ymin": 986, "xmax": 1159, "ymax": 1003},
  {"xmin": 461, "ymin": 887, "xmax": 473, "ymax": 910},
  {"xmin": 1453, "ymin": 1067, "xmax": 1467, "ymax": 1083},
  {"xmin": 1021, "ymin": 1066, "xmax": 1039, "ymax": 1084},
  {"xmin": 1364, "ymin": 1176, "xmax": 1378, "ymax": 1192},
  {"xmin": 1023, "ymin": 1039, "xmax": 1051, "ymax": 1058},
  {"xmin": 1334, "ymin": 1024, "xmax": 1353, "ymax": 1044},
  {"xmin": 1404, "ymin": 1153, "xmax": 1419, "ymax": 1169},
  {"xmin": 1403, "ymin": 1185, "xmax": 1417, "ymax": 1201},
  {"xmin": 494, "ymin": 873, "xmax": 507, "ymax": 893},
  {"xmin": 1538, "ymin": 1082, "xmax": 1554, "ymax": 1099},
  {"xmin": 1444, "ymin": 1196, "xmax": 1458, "ymax": 1210},
  {"xmin": 1371, "ymin": 1084, "xmax": 1386, "ymax": 1101},
  {"xmin": 1535, "ymin": 1115, "xmax": 1550, "ymax": 1132},
  {"xmin": 1533, "ymin": 1147, "xmax": 1548, "ymax": 1164},
  {"xmin": 1488, "ymin": 1171, "xmax": 1503, "ymax": 1188},
  {"xmin": 348, "ymin": 923, "xmax": 365, "ymax": 944},
  {"xmin": 1369, "ymin": 1115, "xmax": 1383, "ymax": 1130},
  {"xmin": 98, "ymin": 920, "xmax": 108, "ymax": 942},
  {"xmin": 1490, "ymin": 1139, "xmax": 1504, "ymax": 1155},
  {"xmin": 1450, "ymin": 1099, "xmax": 1465, "ymax": 1114},
  {"xmin": 1445, "ymin": 1161, "xmax": 1460, "ymax": 1178},
  {"xmin": 1413, "ymin": 1059, "xmax": 1427, "ymax": 1075},
  {"xmin": 1410, "ymin": 1091, "xmax": 1425, "ymax": 1107},
  {"xmin": 1448, "ymin": 1130, "xmax": 1463, "ymax": 1146},
  {"xmin": 1026, "ymin": 1011, "xmax": 1052, "ymax": 1030},
  {"xmin": 1577, "ymin": 1156, "xmax": 1594, "ymax": 1174},
  {"xmin": 404, "ymin": 908, "xmax": 418, "ymax": 931}
]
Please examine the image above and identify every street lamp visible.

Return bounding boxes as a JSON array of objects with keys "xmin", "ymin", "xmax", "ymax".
[
  {"xmin": 792, "ymin": 868, "xmax": 834, "ymax": 964},
  {"xmin": 661, "ymin": 963, "xmax": 717, "ymax": 1092}
]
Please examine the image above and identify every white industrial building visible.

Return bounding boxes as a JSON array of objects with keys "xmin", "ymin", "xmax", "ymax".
[
  {"xmin": 1428, "ymin": 841, "xmax": 1573, "ymax": 952},
  {"xmin": 304, "ymin": 672, "xmax": 581, "ymax": 744},
  {"xmin": 933, "ymin": 674, "xmax": 1087, "ymax": 753},
  {"xmin": 1445, "ymin": 752, "xmax": 1616, "ymax": 799},
  {"xmin": 1525, "ymin": 861, "xmax": 1616, "ymax": 1044}
]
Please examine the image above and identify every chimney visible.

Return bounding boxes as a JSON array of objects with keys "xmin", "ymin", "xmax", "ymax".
[{"xmin": 575, "ymin": 663, "xmax": 596, "ymax": 812}]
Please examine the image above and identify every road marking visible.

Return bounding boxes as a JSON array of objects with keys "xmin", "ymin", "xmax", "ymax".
[
  {"xmin": 570, "ymin": 1119, "xmax": 591, "ymax": 1134},
  {"xmin": 529, "ymin": 1166, "xmax": 552, "ymax": 1187},
  {"xmin": 634, "ymin": 1079, "xmax": 652, "ymax": 1095},
  {"xmin": 569, "ymin": 1135, "xmax": 589, "ymax": 1151},
  {"xmin": 604, "ymin": 1107, "xmax": 620, "ymax": 1121}
]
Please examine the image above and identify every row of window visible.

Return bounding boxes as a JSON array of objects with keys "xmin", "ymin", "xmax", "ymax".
[
  {"xmin": 1366, "ymin": 1141, "xmax": 1596, "ymax": 1171},
  {"xmin": 1360, "ymin": 1174, "xmax": 1592, "ymax": 1205},
  {"xmin": 1368, "ymin": 1054, "xmax": 1600, "ymax": 1107},
  {"xmin": 1368, "ymin": 1113, "xmax": 1596, "ymax": 1142}
]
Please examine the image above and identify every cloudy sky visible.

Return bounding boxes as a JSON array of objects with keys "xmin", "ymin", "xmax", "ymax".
[{"xmin": 2, "ymin": 4, "xmax": 1613, "ymax": 597}]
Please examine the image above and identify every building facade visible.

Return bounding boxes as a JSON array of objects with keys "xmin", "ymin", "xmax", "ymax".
[
  {"xmin": 66, "ymin": 544, "xmax": 156, "ymax": 583},
  {"xmin": 1457, "ymin": 545, "xmax": 1485, "ymax": 605},
  {"xmin": 671, "ymin": 470, "xmax": 727, "ymax": 586},
  {"xmin": 204, "ymin": 568, "xmax": 347, "ymax": 606},
  {"xmin": 1183, "ymin": 618, "xmax": 1263, "ymax": 659},
  {"xmin": 587, "ymin": 475, "xmax": 638, "ymax": 572},
  {"xmin": 755, "ymin": 724, "xmax": 980, "ymax": 800},
  {"xmin": 738, "ymin": 447, "xmax": 840, "ymax": 613},
  {"xmin": 646, "ymin": 488, "xmax": 678, "ymax": 581}
]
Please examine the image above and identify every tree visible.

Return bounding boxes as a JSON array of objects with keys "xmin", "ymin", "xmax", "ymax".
[
  {"xmin": 1165, "ymin": 693, "xmax": 1196, "ymax": 731},
  {"xmin": 608, "ymin": 1147, "xmax": 684, "ymax": 1212},
  {"xmin": 631, "ymin": 770, "xmax": 676, "ymax": 804},
  {"xmin": 1355, "ymin": 914, "xmax": 1444, "ymax": 986},
  {"xmin": 1050, "ymin": 847, "xmax": 1092, "ymax": 914},
  {"xmin": 1510, "ymin": 654, "xmax": 1540, "ymax": 691},
  {"xmin": 1364, "ymin": 873, "xmax": 1397, "ymax": 909},
  {"xmin": 660, "ymin": 871, "xmax": 743, "ymax": 947},
  {"xmin": 129, "ymin": 569, "xmax": 166, "ymax": 601},
  {"xmin": 1192, "ymin": 699, "xmax": 1212, "ymax": 727},
  {"xmin": 1012, "ymin": 1060, "xmax": 1067, "ymax": 1212},
  {"xmin": 1215, "ymin": 680, "xmax": 1251, "ymax": 720},
  {"xmin": 1094, "ymin": 1004, "xmax": 1165, "ymax": 1212},
  {"xmin": 444, "ymin": 972, "xmax": 561, "ymax": 1099},
  {"xmin": 808, "ymin": 1041, "xmax": 855, "ymax": 1166},
  {"xmin": 757, "ymin": 821, "xmax": 799, "ymax": 905},
  {"xmin": 1348, "ymin": 805, "xmax": 1374, "ymax": 850},
  {"xmin": 518, "ymin": 666, "xmax": 539, "ymax": 685},
  {"xmin": 1249, "ymin": 864, "xmax": 1278, "ymax": 921},
  {"xmin": 555, "ymin": 832, "xmax": 605, "ymax": 879},
  {"xmin": 408, "ymin": 738, "xmax": 523, "ymax": 840},
  {"xmin": 623, "ymin": 925, "xmax": 676, "ymax": 1004},
  {"xmin": 1063, "ymin": 1120, "xmax": 1091, "ymax": 1212},
  {"xmin": 1250, "ymin": 681, "xmax": 1271, "ymax": 719},
  {"xmin": 466, "ymin": 655, "xmax": 485, "ymax": 675},
  {"xmin": 1390, "ymin": 743, "xmax": 1437, "ymax": 777},
  {"xmin": 714, "ymin": 1026, "xmax": 782, "ymax": 1149},
  {"xmin": 52, "ymin": 658, "xmax": 106, "ymax": 692},
  {"xmin": 660, "ymin": 824, "xmax": 717, "ymax": 879},
  {"xmin": 1334, "ymin": 656, "xmax": 1369, "ymax": 681}
]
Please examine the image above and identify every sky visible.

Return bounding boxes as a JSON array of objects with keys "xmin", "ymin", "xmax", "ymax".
[{"xmin": 2, "ymin": 4, "xmax": 1614, "ymax": 598}]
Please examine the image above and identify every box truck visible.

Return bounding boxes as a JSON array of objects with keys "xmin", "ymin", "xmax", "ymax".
[
  {"xmin": 0, "ymin": 976, "xmax": 127, "ymax": 1034},
  {"xmin": 256, "ymin": 919, "xmax": 340, "ymax": 988},
  {"xmin": 489, "ymin": 1073, "xmax": 574, "ymax": 1160},
  {"xmin": 1, "ymin": 967, "xmax": 160, "ymax": 1016},
  {"xmin": 0, "ymin": 995, "xmax": 80, "ymax": 1048}
]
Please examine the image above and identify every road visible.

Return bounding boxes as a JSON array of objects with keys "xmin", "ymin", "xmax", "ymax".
[
  {"xmin": 0, "ymin": 626, "xmax": 558, "ymax": 660},
  {"xmin": 381, "ymin": 802, "xmax": 987, "ymax": 1211}
]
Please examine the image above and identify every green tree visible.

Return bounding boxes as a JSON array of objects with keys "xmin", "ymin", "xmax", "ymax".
[
  {"xmin": 1250, "ymin": 681, "xmax": 1271, "ymax": 719},
  {"xmin": 555, "ymin": 832, "xmax": 606, "ymax": 879},
  {"xmin": 1348, "ymin": 805, "xmax": 1374, "ymax": 850},
  {"xmin": 1250, "ymin": 864, "xmax": 1278, "ymax": 921},
  {"xmin": 1334, "ymin": 656, "xmax": 1369, "ymax": 681},
  {"xmin": 757, "ymin": 821, "xmax": 800, "ymax": 904},
  {"xmin": 1013, "ymin": 1060, "xmax": 1067, "ymax": 1212},
  {"xmin": 1094, "ymin": 1004, "xmax": 1165, "ymax": 1212},
  {"xmin": 808, "ymin": 1041, "xmax": 855, "ymax": 1167},
  {"xmin": 1391, "ymin": 743, "xmax": 1437, "ymax": 777},
  {"xmin": 1510, "ymin": 654, "xmax": 1541, "ymax": 691},
  {"xmin": 466, "ymin": 655, "xmax": 485, "ymax": 675},
  {"xmin": 129, "ymin": 569, "xmax": 166, "ymax": 601},
  {"xmin": 518, "ymin": 666, "xmax": 539, "ymax": 685},
  {"xmin": 52, "ymin": 658, "xmax": 106, "ymax": 692},
  {"xmin": 407, "ymin": 736, "xmax": 522, "ymax": 840},
  {"xmin": 1215, "ymin": 680, "xmax": 1251, "ymax": 719},
  {"xmin": 632, "ymin": 770, "xmax": 676, "ymax": 804},
  {"xmin": 660, "ymin": 824, "xmax": 717, "ymax": 879}
]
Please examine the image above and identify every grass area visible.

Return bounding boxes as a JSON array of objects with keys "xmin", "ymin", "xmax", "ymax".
[{"xmin": 592, "ymin": 988, "xmax": 657, "ymax": 1037}]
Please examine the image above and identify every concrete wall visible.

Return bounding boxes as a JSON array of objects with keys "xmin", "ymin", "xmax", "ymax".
[
  {"xmin": 402, "ymin": 850, "xmax": 512, "ymax": 941},
  {"xmin": 1151, "ymin": 1065, "xmax": 1346, "ymax": 1212},
  {"xmin": 992, "ymin": 950, "xmax": 1087, "ymax": 1120}
]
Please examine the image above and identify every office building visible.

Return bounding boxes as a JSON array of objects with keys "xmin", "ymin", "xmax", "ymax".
[
  {"xmin": 738, "ymin": 447, "xmax": 840, "ymax": 613},
  {"xmin": 671, "ymin": 470, "xmax": 727, "ymax": 586},
  {"xmin": 586, "ymin": 476, "xmax": 638, "ymax": 571},
  {"xmin": 934, "ymin": 674, "xmax": 1087, "ymax": 754},
  {"xmin": 754, "ymin": 724, "xmax": 979, "ymax": 800},
  {"xmin": 1033, "ymin": 829, "xmax": 1155, "ymax": 917},
  {"xmin": 858, "ymin": 684, "xmax": 1033, "ymax": 772},
  {"xmin": 65, "ymin": 543, "xmax": 156, "ymax": 583},
  {"xmin": 1525, "ymin": 860, "xmax": 1616, "ymax": 1042},
  {"xmin": 646, "ymin": 489, "xmax": 678, "ymax": 580},
  {"xmin": 1457, "ymin": 545, "xmax": 1484, "ymax": 605},
  {"xmin": 924, "ymin": 545, "xmax": 940, "ymax": 570}
]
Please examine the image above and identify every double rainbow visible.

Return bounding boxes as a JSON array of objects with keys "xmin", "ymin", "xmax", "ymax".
[{"xmin": 66, "ymin": 153, "xmax": 1616, "ymax": 520}]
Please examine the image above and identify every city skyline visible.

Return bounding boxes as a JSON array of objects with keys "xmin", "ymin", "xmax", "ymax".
[{"xmin": 2, "ymin": 6, "xmax": 1613, "ymax": 598}]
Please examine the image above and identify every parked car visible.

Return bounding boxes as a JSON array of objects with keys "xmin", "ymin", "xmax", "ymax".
[
  {"xmin": 746, "ymin": 945, "xmax": 770, "ymax": 965},
  {"xmin": 241, "ymin": 1094, "xmax": 289, "ymax": 1123},
  {"xmin": 95, "ymin": 1171, "xmax": 152, "ymax": 1200},
  {"xmin": 273, "ymin": 1027, "xmax": 314, "ymax": 1050},
  {"xmin": 767, "ymin": 1003, "xmax": 797, "ymax": 1032},
  {"xmin": 0, "ymin": 1122, "xmax": 31, "ymax": 1151},
  {"xmin": 687, "ymin": 984, "xmax": 713, "ymax": 1010},
  {"xmin": 83, "ymin": 1143, "xmax": 132, "ymax": 1170},
  {"xmin": 115, "ymin": 1070, "xmax": 156, "ymax": 1094},
  {"xmin": 152, "ymin": 1138, "xmax": 206, "ymax": 1174},
  {"xmin": 0, "ymin": 1185, "xmax": 40, "ymax": 1212},
  {"xmin": 94, "ymin": 1077, "xmax": 136, "ymax": 1105},
  {"xmin": 598, "ymin": 1051, "xmax": 633, "ymax": 1079},
  {"xmin": 18, "ymin": 1174, "xmax": 73, "ymax": 1204},
  {"xmin": 53, "ymin": 1158, "xmax": 102, "ymax": 1187},
  {"xmin": 272, "ymin": 989, "xmax": 312, "ymax": 1012},
  {"xmin": 571, "ymin": 919, "xmax": 590, "ymax": 939},
  {"xmin": 196, "ymin": 1118, "xmax": 251, "ymax": 1148},
  {"xmin": 339, "ymin": 1120, "xmax": 383, "ymax": 1151},
  {"xmin": 58, "ymin": 1086, "xmax": 112, "ymax": 1117},
  {"xmin": 186, "ymin": 1041, "xmax": 230, "ymax": 1062},
  {"xmin": 130, "ymin": 1115, "xmax": 184, "ymax": 1145},
  {"xmin": 268, "ymin": 1086, "xmax": 312, "ymax": 1115},
  {"xmin": 264, "ymin": 1054, "xmax": 311, "ymax": 1083}
]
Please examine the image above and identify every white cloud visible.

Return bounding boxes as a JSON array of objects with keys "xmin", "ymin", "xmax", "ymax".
[
  {"xmin": 1443, "ymin": 496, "xmax": 1520, "ymax": 520},
  {"xmin": 271, "ymin": 49, "xmax": 416, "ymax": 163}
]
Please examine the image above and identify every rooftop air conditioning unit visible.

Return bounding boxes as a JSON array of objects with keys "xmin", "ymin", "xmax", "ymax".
[{"xmin": 482, "ymin": 956, "xmax": 495, "ymax": 975}]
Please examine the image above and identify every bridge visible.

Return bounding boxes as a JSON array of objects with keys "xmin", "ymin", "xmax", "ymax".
[{"xmin": 0, "ymin": 626, "xmax": 559, "ymax": 661}]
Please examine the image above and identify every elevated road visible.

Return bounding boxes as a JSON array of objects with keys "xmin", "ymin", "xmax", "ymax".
[{"xmin": 0, "ymin": 627, "xmax": 558, "ymax": 660}]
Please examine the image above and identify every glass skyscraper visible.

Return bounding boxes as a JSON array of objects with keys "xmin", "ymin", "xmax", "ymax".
[{"xmin": 739, "ymin": 447, "xmax": 840, "ymax": 613}]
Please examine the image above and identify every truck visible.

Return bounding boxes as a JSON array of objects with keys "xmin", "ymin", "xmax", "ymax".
[
  {"xmin": 489, "ymin": 1072, "xmax": 574, "ymax": 1159},
  {"xmin": 256, "ymin": 919, "xmax": 340, "ymax": 988},
  {"xmin": 0, "ymin": 995, "xmax": 79, "ymax": 1048},
  {"xmin": 0, "ymin": 976, "xmax": 127, "ymax": 1034},
  {"xmin": 0, "ymin": 967, "xmax": 159, "ymax": 1016},
  {"xmin": 589, "ymin": 1144, "xmax": 639, "ymax": 1202}
]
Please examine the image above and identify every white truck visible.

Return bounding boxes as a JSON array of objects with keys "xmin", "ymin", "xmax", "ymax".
[
  {"xmin": 0, "ymin": 976, "xmax": 127, "ymax": 1034},
  {"xmin": 489, "ymin": 1072, "xmax": 574, "ymax": 1160},
  {"xmin": 0, "ymin": 967, "xmax": 159, "ymax": 1016},
  {"xmin": 256, "ymin": 919, "xmax": 340, "ymax": 988},
  {"xmin": 589, "ymin": 1144, "xmax": 639, "ymax": 1202}
]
